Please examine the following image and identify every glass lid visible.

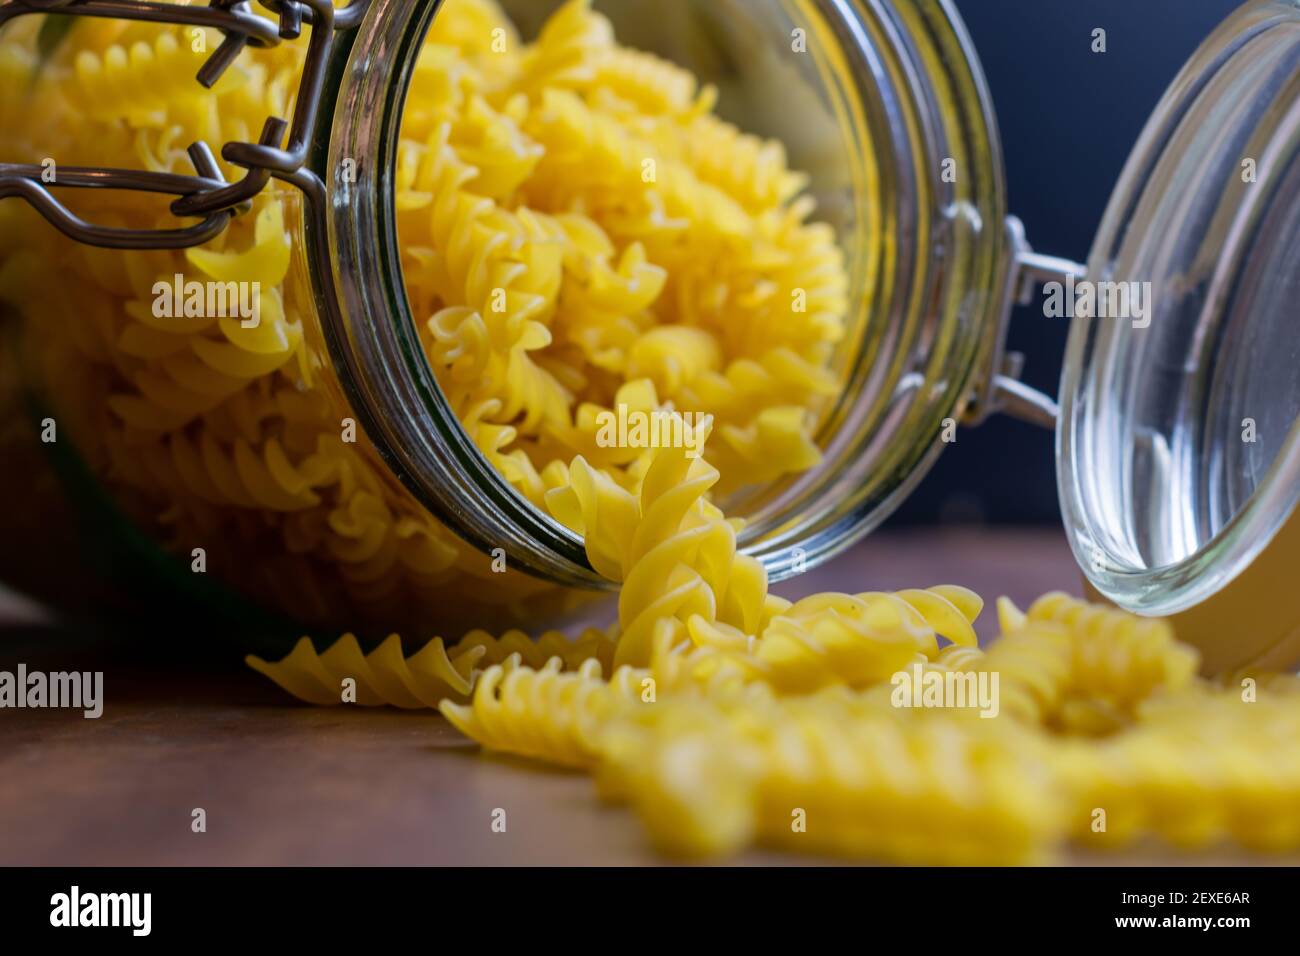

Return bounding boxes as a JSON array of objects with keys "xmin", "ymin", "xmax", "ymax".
[{"xmin": 1059, "ymin": 0, "xmax": 1300, "ymax": 616}]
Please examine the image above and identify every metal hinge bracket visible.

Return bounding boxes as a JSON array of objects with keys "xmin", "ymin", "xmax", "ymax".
[{"xmin": 962, "ymin": 215, "xmax": 1086, "ymax": 429}]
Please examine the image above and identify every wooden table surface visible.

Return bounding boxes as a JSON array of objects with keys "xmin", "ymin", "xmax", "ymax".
[{"xmin": 0, "ymin": 528, "xmax": 1284, "ymax": 866}]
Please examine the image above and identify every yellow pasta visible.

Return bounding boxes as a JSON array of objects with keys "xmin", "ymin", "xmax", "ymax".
[
  {"xmin": 1058, "ymin": 691, "xmax": 1300, "ymax": 852},
  {"xmin": 248, "ymin": 633, "xmax": 481, "ymax": 708},
  {"xmin": 242, "ymin": 408, "xmax": 1300, "ymax": 860},
  {"xmin": 1025, "ymin": 592, "xmax": 1201, "ymax": 710},
  {"xmin": 440, "ymin": 656, "xmax": 622, "ymax": 768},
  {"xmin": 566, "ymin": 671, "xmax": 1066, "ymax": 863},
  {"xmin": 750, "ymin": 587, "xmax": 982, "ymax": 694},
  {"xmin": 8, "ymin": 0, "xmax": 1300, "ymax": 869}
]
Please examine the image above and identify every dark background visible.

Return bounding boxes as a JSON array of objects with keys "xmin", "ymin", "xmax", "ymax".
[{"xmin": 889, "ymin": 0, "xmax": 1242, "ymax": 527}]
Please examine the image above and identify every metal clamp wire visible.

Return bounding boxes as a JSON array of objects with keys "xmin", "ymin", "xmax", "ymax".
[{"xmin": 0, "ymin": 0, "xmax": 371, "ymax": 249}]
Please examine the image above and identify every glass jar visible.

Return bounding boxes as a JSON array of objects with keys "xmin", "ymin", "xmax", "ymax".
[
  {"xmin": 0, "ymin": 0, "xmax": 1295, "ymax": 675},
  {"xmin": 323, "ymin": 0, "xmax": 1036, "ymax": 582},
  {"xmin": 1061, "ymin": 0, "xmax": 1300, "ymax": 674}
]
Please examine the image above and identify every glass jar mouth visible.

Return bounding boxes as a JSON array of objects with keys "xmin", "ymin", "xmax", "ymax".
[
  {"xmin": 1059, "ymin": 0, "xmax": 1300, "ymax": 617},
  {"xmin": 321, "ymin": 0, "xmax": 1007, "ymax": 589}
]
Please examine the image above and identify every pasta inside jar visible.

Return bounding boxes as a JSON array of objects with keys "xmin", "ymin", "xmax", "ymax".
[{"xmin": 0, "ymin": 0, "xmax": 866, "ymax": 641}]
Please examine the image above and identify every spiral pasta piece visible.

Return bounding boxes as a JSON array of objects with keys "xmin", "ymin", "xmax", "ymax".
[
  {"xmin": 245, "ymin": 620, "xmax": 617, "ymax": 711},
  {"xmin": 1024, "ymin": 592, "xmax": 1201, "ymax": 715},
  {"xmin": 749, "ymin": 587, "xmax": 983, "ymax": 694},
  {"xmin": 246, "ymin": 634, "xmax": 481, "ymax": 709},
  {"xmin": 439, "ymin": 656, "xmax": 632, "ymax": 768},
  {"xmin": 546, "ymin": 435, "xmax": 772, "ymax": 669}
]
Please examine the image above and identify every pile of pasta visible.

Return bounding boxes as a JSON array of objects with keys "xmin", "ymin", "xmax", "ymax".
[
  {"xmin": 394, "ymin": 0, "xmax": 847, "ymax": 503},
  {"xmin": 0, "ymin": 0, "xmax": 845, "ymax": 634},
  {"xmin": 251, "ymin": 434, "xmax": 1300, "ymax": 863},
  {"xmin": 2, "ymin": 4, "xmax": 494, "ymax": 633},
  {"xmin": 5, "ymin": 0, "xmax": 1300, "ymax": 864}
]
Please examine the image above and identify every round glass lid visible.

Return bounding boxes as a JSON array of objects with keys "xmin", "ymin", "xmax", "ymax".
[{"xmin": 1059, "ymin": 0, "xmax": 1300, "ymax": 616}]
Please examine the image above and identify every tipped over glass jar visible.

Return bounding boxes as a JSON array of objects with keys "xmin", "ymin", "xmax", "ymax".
[{"xmin": 0, "ymin": 0, "xmax": 1297, "ymax": 676}]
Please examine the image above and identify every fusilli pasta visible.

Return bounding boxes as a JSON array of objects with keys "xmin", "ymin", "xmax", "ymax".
[{"xmin": 8, "ymin": 0, "xmax": 1299, "ymax": 869}]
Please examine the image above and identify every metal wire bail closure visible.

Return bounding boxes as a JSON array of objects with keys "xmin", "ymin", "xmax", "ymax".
[{"xmin": 0, "ymin": 0, "xmax": 369, "ymax": 249}]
